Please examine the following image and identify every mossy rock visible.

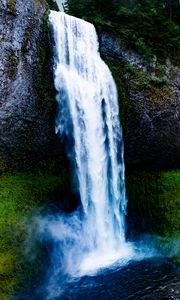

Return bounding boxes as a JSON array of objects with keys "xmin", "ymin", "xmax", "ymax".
[
  {"xmin": 6, "ymin": 50, "xmax": 17, "ymax": 80},
  {"xmin": 7, "ymin": 0, "xmax": 16, "ymax": 15},
  {"xmin": 103, "ymin": 57, "xmax": 131, "ymax": 135},
  {"xmin": 126, "ymin": 170, "xmax": 180, "ymax": 241},
  {"xmin": 104, "ymin": 54, "xmax": 179, "ymax": 170}
]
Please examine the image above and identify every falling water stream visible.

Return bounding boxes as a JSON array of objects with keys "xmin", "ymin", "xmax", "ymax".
[
  {"xmin": 24, "ymin": 11, "xmax": 179, "ymax": 300},
  {"xmin": 48, "ymin": 10, "xmax": 134, "ymax": 276}
]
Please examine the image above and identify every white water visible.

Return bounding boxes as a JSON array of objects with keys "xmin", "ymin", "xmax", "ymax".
[{"xmin": 48, "ymin": 11, "xmax": 133, "ymax": 276}]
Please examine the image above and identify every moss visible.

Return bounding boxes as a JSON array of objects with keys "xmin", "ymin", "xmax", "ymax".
[
  {"xmin": 118, "ymin": 62, "xmax": 177, "ymax": 110},
  {"xmin": 102, "ymin": 58, "xmax": 172, "ymax": 136},
  {"xmin": 38, "ymin": 9, "xmax": 56, "ymax": 112},
  {"xmin": 149, "ymin": 76, "xmax": 167, "ymax": 87},
  {"xmin": 123, "ymin": 62, "xmax": 167, "ymax": 89},
  {"xmin": 6, "ymin": 50, "xmax": 17, "ymax": 80},
  {"xmin": 103, "ymin": 57, "xmax": 131, "ymax": 136},
  {"xmin": 126, "ymin": 171, "xmax": 180, "ymax": 241},
  {"xmin": 22, "ymin": 26, "xmax": 33, "ymax": 53},
  {"xmin": 7, "ymin": 0, "xmax": 16, "ymax": 15},
  {"xmin": 0, "ymin": 172, "xmax": 70, "ymax": 298}
]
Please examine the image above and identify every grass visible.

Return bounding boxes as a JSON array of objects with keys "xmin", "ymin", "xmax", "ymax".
[{"xmin": 0, "ymin": 172, "xmax": 69, "ymax": 299}]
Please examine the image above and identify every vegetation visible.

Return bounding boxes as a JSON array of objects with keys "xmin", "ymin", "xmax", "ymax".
[
  {"xmin": 64, "ymin": 0, "xmax": 180, "ymax": 63},
  {"xmin": 103, "ymin": 57, "xmax": 131, "ymax": 134},
  {"xmin": 1, "ymin": 170, "xmax": 179, "ymax": 298},
  {"xmin": 46, "ymin": 0, "xmax": 59, "ymax": 11},
  {"xmin": 126, "ymin": 171, "xmax": 180, "ymax": 247},
  {"xmin": 103, "ymin": 57, "xmax": 178, "ymax": 136},
  {"xmin": 8, "ymin": 0, "xmax": 16, "ymax": 15},
  {"xmin": 0, "ymin": 173, "xmax": 69, "ymax": 299}
]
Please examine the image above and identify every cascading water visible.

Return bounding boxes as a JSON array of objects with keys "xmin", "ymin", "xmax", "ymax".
[{"xmin": 45, "ymin": 11, "xmax": 133, "ymax": 278}]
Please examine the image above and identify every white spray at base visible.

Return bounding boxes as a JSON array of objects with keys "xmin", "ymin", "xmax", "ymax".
[{"xmin": 41, "ymin": 11, "xmax": 134, "ymax": 278}]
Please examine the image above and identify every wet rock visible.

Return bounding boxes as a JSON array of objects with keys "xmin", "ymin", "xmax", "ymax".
[
  {"xmin": 100, "ymin": 32, "xmax": 180, "ymax": 170},
  {"xmin": 0, "ymin": 0, "xmax": 65, "ymax": 173}
]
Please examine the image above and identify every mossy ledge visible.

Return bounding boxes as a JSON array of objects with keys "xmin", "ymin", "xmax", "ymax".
[{"xmin": 103, "ymin": 54, "xmax": 180, "ymax": 171}]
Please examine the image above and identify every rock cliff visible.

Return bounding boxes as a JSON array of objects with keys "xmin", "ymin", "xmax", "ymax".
[
  {"xmin": 0, "ymin": 4, "xmax": 179, "ymax": 173},
  {"xmin": 0, "ymin": 0, "xmax": 65, "ymax": 174},
  {"xmin": 100, "ymin": 32, "xmax": 180, "ymax": 170}
]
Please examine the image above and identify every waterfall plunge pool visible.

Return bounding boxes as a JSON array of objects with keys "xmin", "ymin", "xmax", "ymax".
[{"xmin": 18, "ymin": 255, "xmax": 179, "ymax": 300}]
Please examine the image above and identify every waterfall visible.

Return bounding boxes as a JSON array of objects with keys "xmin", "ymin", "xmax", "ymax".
[{"xmin": 48, "ymin": 11, "xmax": 132, "ymax": 276}]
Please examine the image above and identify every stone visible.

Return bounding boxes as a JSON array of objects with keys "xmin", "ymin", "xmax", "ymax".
[
  {"xmin": 100, "ymin": 32, "xmax": 180, "ymax": 170},
  {"xmin": 0, "ymin": 0, "xmax": 65, "ymax": 173}
]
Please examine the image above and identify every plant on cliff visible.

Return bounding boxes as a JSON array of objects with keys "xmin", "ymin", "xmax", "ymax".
[
  {"xmin": 46, "ymin": 0, "xmax": 59, "ymax": 11},
  {"xmin": 64, "ymin": 0, "xmax": 180, "ymax": 63}
]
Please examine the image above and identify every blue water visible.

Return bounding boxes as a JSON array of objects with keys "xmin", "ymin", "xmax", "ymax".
[
  {"xmin": 18, "ymin": 258, "xmax": 179, "ymax": 300},
  {"xmin": 59, "ymin": 258, "xmax": 179, "ymax": 300}
]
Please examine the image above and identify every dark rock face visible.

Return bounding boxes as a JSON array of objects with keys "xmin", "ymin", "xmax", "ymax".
[
  {"xmin": 0, "ymin": 0, "xmax": 65, "ymax": 173},
  {"xmin": 100, "ymin": 32, "xmax": 180, "ymax": 170},
  {"xmin": 0, "ymin": 6, "xmax": 179, "ymax": 173}
]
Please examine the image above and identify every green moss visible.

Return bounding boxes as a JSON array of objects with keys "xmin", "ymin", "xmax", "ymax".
[
  {"xmin": 102, "ymin": 58, "xmax": 172, "ymax": 137},
  {"xmin": 8, "ymin": 0, "xmax": 16, "ymax": 15},
  {"xmin": 123, "ymin": 62, "xmax": 167, "ymax": 90},
  {"xmin": 116, "ymin": 62, "xmax": 176, "ymax": 110},
  {"xmin": 0, "ymin": 172, "xmax": 69, "ymax": 298},
  {"xmin": 126, "ymin": 171, "xmax": 180, "ymax": 240},
  {"xmin": 38, "ymin": 9, "xmax": 56, "ymax": 112},
  {"xmin": 103, "ymin": 57, "xmax": 131, "ymax": 135},
  {"xmin": 149, "ymin": 75, "xmax": 167, "ymax": 87},
  {"xmin": 6, "ymin": 50, "xmax": 17, "ymax": 80}
]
